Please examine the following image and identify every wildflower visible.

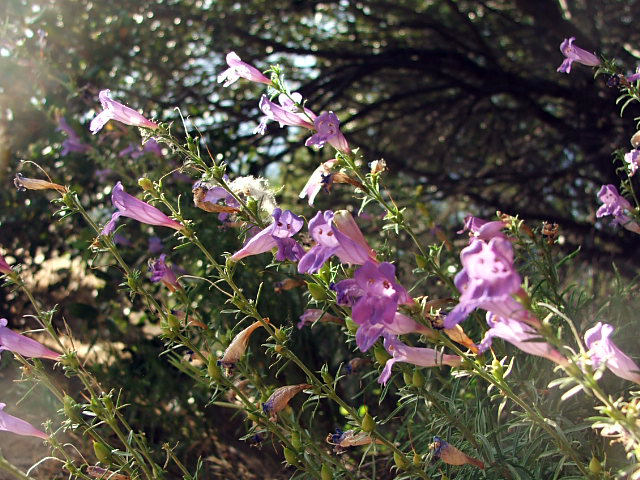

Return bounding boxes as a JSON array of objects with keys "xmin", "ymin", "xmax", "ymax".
[
  {"xmin": 218, "ymin": 319, "xmax": 269, "ymax": 374},
  {"xmin": 457, "ymin": 215, "xmax": 507, "ymax": 241},
  {"xmin": 556, "ymin": 37, "xmax": 600, "ymax": 74},
  {"xmin": 596, "ymin": 184, "xmax": 640, "ymax": 234},
  {"xmin": 149, "ymin": 254, "xmax": 180, "ymax": 291},
  {"xmin": 0, "ymin": 318, "xmax": 60, "ymax": 361},
  {"xmin": 192, "ymin": 179, "xmax": 240, "ymax": 219},
  {"xmin": 298, "ymin": 210, "xmax": 377, "ymax": 274},
  {"xmin": 257, "ymin": 94, "xmax": 316, "ymax": 132},
  {"xmin": 478, "ymin": 314, "xmax": 567, "ymax": 365},
  {"xmin": 443, "ymin": 237, "xmax": 534, "ymax": 329},
  {"xmin": 430, "ymin": 436, "xmax": 484, "ymax": 469},
  {"xmin": 231, "ymin": 208, "xmax": 305, "ymax": 262},
  {"xmin": 262, "ymin": 383, "xmax": 311, "ymax": 421},
  {"xmin": 0, "ymin": 253, "xmax": 13, "ymax": 275},
  {"xmin": 217, "ymin": 51, "xmax": 272, "ymax": 87},
  {"xmin": 625, "ymin": 150, "xmax": 640, "ymax": 176},
  {"xmin": 57, "ymin": 117, "xmax": 90, "ymax": 155},
  {"xmin": 297, "ymin": 309, "xmax": 343, "ymax": 329},
  {"xmin": 102, "ymin": 182, "xmax": 182, "ymax": 235},
  {"xmin": 626, "ymin": 67, "xmax": 640, "ymax": 83},
  {"xmin": 14, "ymin": 173, "xmax": 67, "ymax": 193},
  {"xmin": 378, "ymin": 335, "xmax": 462, "ymax": 385},
  {"xmin": 90, "ymin": 89, "xmax": 158, "ymax": 134},
  {"xmin": 585, "ymin": 322, "xmax": 640, "ymax": 384},
  {"xmin": 299, "ymin": 159, "xmax": 338, "ymax": 205},
  {"xmin": 0, "ymin": 403, "xmax": 49, "ymax": 440},
  {"xmin": 326, "ymin": 429, "xmax": 382, "ymax": 454},
  {"xmin": 305, "ymin": 112, "xmax": 350, "ymax": 153}
]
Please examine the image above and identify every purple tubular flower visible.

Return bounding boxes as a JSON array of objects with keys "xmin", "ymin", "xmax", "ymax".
[
  {"xmin": 305, "ymin": 112, "xmax": 350, "ymax": 153},
  {"xmin": 258, "ymin": 94, "xmax": 316, "ymax": 130},
  {"xmin": 585, "ymin": 322, "xmax": 640, "ymax": 384},
  {"xmin": 0, "ymin": 253, "xmax": 12, "ymax": 275},
  {"xmin": 457, "ymin": 215, "xmax": 507, "ymax": 241},
  {"xmin": 299, "ymin": 159, "xmax": 338, "ymax": 205},
  {"xmin": 101, "ymin": 182, "xmax": 183, "ymax": 235},
  {"xmin": 217, "ymin": 51, "xmax": 272, "ymax": 87},
  {"xmin": 349, "ymin": 262, "xmax": 412, "ymax": 351},
  {"xmin": 444, "ymin": 237, "xmax": 528, "ymax": 329},
  {"xmin": 557, "ymin": 37, "xmax": 600, "ymax": 74},
  {"xmin": 625, "ymin": 150, "xmax": 640, "ymax": 176},
  {"xmin": 149, "ymin": 254, "xmax": 180, "ymax": 291},
  {"xmin": 0, "ymin": 403, "xmax": 49, "ymax": 440},
  {"xmin": 596, "ymin": 184, "xmax": 640, "ymax": 234},
  {"xmin": 231, "ymin": 208, "xmax": 305, "ymax": 262},
  {"xmin": 478, "ymin": 314, "xmax": 567, "ymax": 365},
  {"xmin": 90, "ymin": 89, "xmax": 158, "ymax": 134},
  {"xmin": 57, "ymin": 117, "xmax": 90, "ymax": 155},
  {"xmin": 355, "ymin": 312, "xmax": 436, "ymax": 352},
  {"xmin": 297, "ymin": 309, "xmax": 342, "ymax": 329},
  {"xmin": 0, "ymin": 318, "xmax": 60, "ymax": 361},
  {"xmin": 378, "ymin": 335, "xmax": 462, "ymax": 385},
  {"xmin": 298, "ymin": 210, "xmax": 376, "ymax": 274}
]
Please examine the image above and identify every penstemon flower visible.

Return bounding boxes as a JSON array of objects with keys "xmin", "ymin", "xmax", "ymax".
[
  {"xmin": 257, "ymin": 94, "xmax": 316, "ymax": 133},
  {"xmin": 299, "ymin": 159, "xmax": 338, "ymax": 205},
  {"xmin": 297, "ymin": 309, "xmax": 343, "ymax": 329},
  {"xmin": 0, "ymin": 403, "xmax": 49, "ymax": 440},
  {"xmin": 305, "ymin": 112, "xmax": 350, "ymax": 153},
  {"xmin": 585, "ymin": 322, "xmax": 640, "ymax": 384},
  {"xmin": 457, "ymin": 215, "xmax": 507, "ymax": 241},
  {"xmin": 217, "ymin": 51, "xmax": 272, "ymax": 87},
  {"xmin": 90, "ymin": 89, "xmax": 158, "ymax": 134},
  {"xmin": 0, "ymin": 318, "xmax": 60, "ymax": 361},
  {"xmin": 556, "ymin": 37, "xmax": 600, "ymax": 74},
  {"xmin": 149, "ymin": 254, "xmax": 181, "ymax": 291},
  {"xmin": 102, "ymin": 182, "xmax": 183, "ymax": 235},
  {"xmin": 596, "ymin": 184, "xmax": 640, "ymax": 234},
  {"xmin": 0, "ymin": 253, "xmax": 13, "ymax": 275}
]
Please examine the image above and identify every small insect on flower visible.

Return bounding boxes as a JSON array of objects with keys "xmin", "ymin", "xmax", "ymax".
[
  {"xmin": 430, "ymin": 436, "xmax": 484, "ymax": 469},
  {"xmin": 325, "ymin": 429, "xmax": 383, "ymax": 454},
  {"xmin": 261, "ymin": 383, "xmax": 312, "ymax": 421},
  {"xmin": 218, "ymin": 319, "xmax": 270, "ymax": 375}
]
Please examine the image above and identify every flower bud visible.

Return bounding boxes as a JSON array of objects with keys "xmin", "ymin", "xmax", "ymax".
[
  {"xmin": 63, "ymin": 395, "xmax": 81, "ymax": 424},
  {"xmin": 283, "ymin": 447, "xmax": 298, "ymax": 466},
  {"xmin": 415, "ymin": 254, "xmax": 428, "ymax": 269},
  {"xmin": 373, "ymin": 344, "xmax": 390, "ymax": 366},
  {"xmin": 307, "ymin": 282, "xmax": 327, "ymax": 301},
  {"xmin": 413, "ymin": 451, "xmax": 422, "ymax": 466},
  {"xmin": 93, "ymin": 441, "xmax": 112, "ymax": 464},
  {"xmin": 589, "ymin": 456, "xmax": 602, "ymax": 474},
  {"xmin": 393, "ymin": 451, "xmax": 408, "ymax": 470},
  {"xmin": 345, "ymin": 318, "xmax": 358, "ymax": 334},
  {"xmin": 321, "ymin": 370, "xmax": 334, "ymax": 385},
  {"xmin": 137, "ymin": 177, "xmax": 155, "ymax": 192},
  {"xmin": 290, "ymin": 432, "xmax": 302, "ymax": 450},
  {"xmin": 320, "ymin": 463, "xmax": 333, "ymax": 480},
  {"xmin": 207, "ymin": 358, "xmax": 224, "ymax": 383},
  {"xmin": 403, "ymin": 371, "xmax": 413, "ymax": 386},
  {"xmin": 361, "ymin": 413, "xmax": 375, "ymax": 433},
  {"xmin": 412, "ymin": 370, "xmax": 425, "ymax": 389}
]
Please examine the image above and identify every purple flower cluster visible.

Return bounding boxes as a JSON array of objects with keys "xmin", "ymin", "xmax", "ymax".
[{"xmin": 596, "ymin": 185, "xmax": 640, "ymax": 234}]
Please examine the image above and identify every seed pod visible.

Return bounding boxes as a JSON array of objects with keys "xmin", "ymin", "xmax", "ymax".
[
  {"xmin": 403, "ymin": 371, "xmax": 413, "ymax": 386},
  {"xmin": 373, "ymin": 344, "xmax": 390, "ymax": 366},
  {"xmin": 413, "ymin": 451, "xmax": 422, "ymax": 466},
  {"xmin": 320, "ymin": 463, "xmax": 333, "ymax": 480},
  {"xmin": 393, "ymin": 451, "xmax": 408, "ymax": 470},
  {"xmin": 345, "ymin": 318, "xmax": 358, "ymax": 334},
  {"xmin": 589, "ymin": 456, "xmax": 602, "ymax": 474},
  {"xmin": 290, "ymin": 432, "xmax": 302, "ymax": 450},
  {"xmin": 93, "ymin": 441, "xmax": 112, "ymax": 464},
  {"xmin": 63, "ymin": 395, "xmax": 81, "ymax": 424},
  {"xmin": 361, "ymin": 413, "xmax": 375, "ymax": 433},
  {"xmin": 412, "ymin": 370, "xmax": 425, "ymax": 389},
  {"xmin": 307, "ymin": 282, "xmax": 327, "ymax": 301},
  {"xmin": 283, "ymin": 447, "xmax": 298, "ymax": 466},
  {"xmin": 207, "ymin": 358, "xmax": 224, "ymax": 383},
  {"xmin": 137, "ymin": 178, "xmax": 155, "ymax": 192}
]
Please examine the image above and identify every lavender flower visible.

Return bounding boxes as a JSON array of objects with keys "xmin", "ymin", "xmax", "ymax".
[
  {"xmin": 0, "ymin": 318, "xmax": 60, "ymax": 361},
  {"xmin": 625, "ymin": 150, "xmax": 640, "ymax": 176},
  {"xmin": 297, "ymin": 309, "xmax": 343, "ymax": 329},
  {"xmin": 444, "ymin": 237, "xmax": 534, "ymax": 329},
  {"xmin": 149, "ymin": 254, "xmax": 180, "ymax": 291},
  {"xmin": 305, "ymin": 112, "xmax": 350, "ymax": 153},
  {"xmin": 298, "ymin": 210, "xmax": 377, "ymax": 274},
  {"xmin": 378, "ymin": 335, "xmax": 461, "ymax": 385},
  {"xmin": 596, "ymin": 184, "xmax": 640, "ymax": 234},
  {"xmin": 430, "ymin": 437, "xmax": 484, "ymax": 469},
  {"xmin": 585, "ymin": 322, "xmax": 640, "ymax": 384},
  {"xmin": 0, "ymin": 403, "xmax": 49, "ymax": 440},
  {"xmin": 57, "ymin": 117, "xmax": 90, "ymax": 155},
  {"xmin": 299, "ymin": 159, "xmax": 338, "ymax": 205},
  {"xmin": 557, "ymin": 37, "xmax": 600, "ymax": 74},
  {"xmin": 90, "ymin": 89, "xmax": 158, "ymax": 134},
  {"xmin": 457, "ymin": 215, "xmax": 507, "ymax": 241},
  {"xmin": 0, "ymin": 253, "xmax": 13, "ymax": 275},
  {"xmin": 257, "ymin": 94, "xmax": 316, "ymax": 133},
  {"xmin": 217, "ymin": 51, "xmax": 272, "ymax": 87},
  {"xmin": 478, "ymin": 314, "xmax": 567, "ymax": 365},
  {"xmin": 102, "ymin": 182, "xmax": 183, "ymax": 235},
  {"xmin": 231, "ymin": 208, "xmax": 305, "ymax": 262}
]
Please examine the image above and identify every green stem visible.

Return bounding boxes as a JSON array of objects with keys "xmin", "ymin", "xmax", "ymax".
[{"xmin": 0, "ymin": 450, "xmax": 35, "ymax": 480}]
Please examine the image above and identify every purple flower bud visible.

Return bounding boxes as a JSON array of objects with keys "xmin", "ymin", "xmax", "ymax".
[
  {"xmin": 378, "ymin": 335, "xmax": 462, "ymax": 385},
  {"xmin": 231, "ymin": 208, "xmax": 305, "ymax": 262},
  {"xmin": 149, "ymin": 254, "xmax": 181, "ymax": 291},
  {"xmin": 299, "ymin": 159, "xmax": 338, "ymax": 205},
  {"xmin": 596, "ymin": 184, "xmax": 640, "ymax": 234},
  {"xmin": 217, "ymin": 51, "xmax": 272, "ymax": 87},
  {"xmin": 0, "ymin": 253, "xmax": 13, "ymax": 275},
  {"xmin": 0, "ymin": 318, "xmax": 60, "ymax": 361},
  {"xmin": 305, "ymin": 112, "xmax": 350, "ymax": 153},
  {"xmin": 457, "ymin": 215, "xmax": 507, "ymax": 241},
  {"xmin": 258, "ymin": 94, "xmax": 316, "ymax": 131},
  {"xmin": 585, "ymin": 322, "xmax": 640, "ymax": 384},
  {"xmin": 90, "ymin": 90, "xmax": 158, "ymax": 134},
  {"xmin": 478, "ymin": 314, "xmax": 567, "ymax": 365},
  {"xmin": 101, "ymin": 182, "xmax": 183, "ymax": 235},
  {"xmin": 0, "ymin": 403, "xmax": 49, "ymax": 440},
  {"xmin": 625, "ymin": 150, "xmax": 640, "ymax": 176},
  {"xmin": 557, "ymin": 37, "xmax": 600, "ymax": 74}
]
